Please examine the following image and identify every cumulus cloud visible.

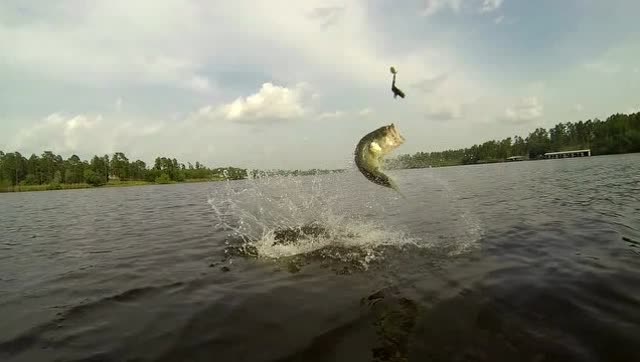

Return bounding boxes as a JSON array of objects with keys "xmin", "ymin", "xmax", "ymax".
[
  {"xmin": 0, "ymin": 1, "xmax": 385, "ymax": 94},
  {"xmin": 421, "ymin": 0, "xmax": 464, "ymax": 16},
  {"xmin": 421, "ymin": 0, "xmax": 504, "ymax": 16},
  {"xmin": 626, "ymin": 105, "xmax": 640, "ymax": 114},
  {"xmin": 424, "ymin": 99, "xmax": 465, "ymax": 121},
  {"xmin": 7, "ymin": 81, "xmax": 326, "ymax": 163},
  {"xmin": 6, "ymin": 76, "xmax": 352, "ymax": 169},
  {"xmin": 0, "ymin": 0, "xmax": 476, "ymax": 117},
  {"xmin": 11, "ymin": 113, "xmax": 167, "ymax": 158},
  {"xmin": 13, "ymin": 113, "xmax": 105, "ymax": 155},
  {"xmin": 480, "ymin": 0, "xmax": 504, "ymax": 13},
  {"xmin": 7, "ymin": 0, "xmax": 635, "ymax": 170},
  {"xmin": 358, "ymin": 108, "xmax": 373, "ymax": 117},
  {"xmin": 6, "ymin": 108, "xmax": 345, "ymax": 170},
  {"xmin": 0, "ymin": 1, "xmax": 220, "ymax": 94},
  {"xmin": 194, "ymin": 82, "xmax": 310, "ymax": 124},
  {"xmin": 302, "ymin": 107, "xmax": 372, "ymax": 120},
  {"xmin": 184, "ymin": 75, "xmax": 213, "ymax": 92},
  {"xmin": 408, "ymin": 69, "xmax": 485, "ymax": 122},
  {"xmin": 411, "ymin": 73, "xmax": 449, "ymax": 93},
  {"xmin": 307, "ymin": 6, "xmax": 345, "ymax": 29},
  {"xmin": 503, "ymin": 97, "xmax": 543, "ymax": 123},
  {"xmin": 315, "ymin": 111, "xmax": 346, "ymax": 120}
]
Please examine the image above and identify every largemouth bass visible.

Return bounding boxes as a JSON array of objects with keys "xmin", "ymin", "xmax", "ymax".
[{"xmin": 354, "ymin": 123, "xmax": 405, "ymax": 194}]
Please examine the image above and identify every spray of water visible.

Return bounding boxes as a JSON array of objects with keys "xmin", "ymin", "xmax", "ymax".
[
  {"xmin": 207, "ymin": 170, "xmax": 419, "ymax": 269},
  {"xmin": 207, "ymin": 164, "xmax": 485, "ymax": 272}
]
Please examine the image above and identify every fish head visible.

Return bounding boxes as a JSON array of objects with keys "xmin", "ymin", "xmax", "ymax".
[
  {"xmin": 380, "ymin": 123, "xmax": 405, "ymax": 151},
  {"xmin": 367, "ymin": 123, "xmax": 405, "ymax": 157}
]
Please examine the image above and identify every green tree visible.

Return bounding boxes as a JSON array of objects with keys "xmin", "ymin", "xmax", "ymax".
[
  {"xmin": 110, "ymin": 152, "xmax": 130, "ymax": 180},
  {"xmin": 155, "ymin": 173, "xmax": 172, "ymax": 184},
  {"xmin": 84, "ymin": 169, "xmax": 106, "ymax": 186}
]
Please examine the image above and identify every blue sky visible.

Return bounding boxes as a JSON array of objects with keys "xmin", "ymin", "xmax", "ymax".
[{"xmin": 1, "ymin": 0, "xmax": 638, "ymax": 169}]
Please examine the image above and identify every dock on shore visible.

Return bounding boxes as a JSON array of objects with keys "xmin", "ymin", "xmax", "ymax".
[{"xmin": 543, "ymin": 149, "xmax": 591, "ymax": 159}]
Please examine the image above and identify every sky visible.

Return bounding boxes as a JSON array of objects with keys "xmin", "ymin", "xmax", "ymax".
[{"xmin": 1, "ymin": 0, "xmax": 639, "ymax": 170}]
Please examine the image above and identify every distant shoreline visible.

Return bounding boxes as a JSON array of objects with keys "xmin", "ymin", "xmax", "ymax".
[
  {"xmin": 2, "ymin": 153, "xmax": 637, "ymax": 194},
  {"xmin": 387, "ymin": 152, "xmax": 640, "ymax": 171},
  {"xmin": 0, "ymin": 178, "xmax": 215, "ymax": 193},
  {"xmin": 0, "ymin": 171, "xmax": 345, "ymax": 193}
]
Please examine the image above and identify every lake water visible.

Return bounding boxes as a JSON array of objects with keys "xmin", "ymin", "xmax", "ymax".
[{"xmin": 1, "ymin": 154, "xmax": 639, "ymax": 362}]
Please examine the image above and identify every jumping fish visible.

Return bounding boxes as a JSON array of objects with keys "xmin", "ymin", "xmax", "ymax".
[{"xmin": 354, "ymin": 123, "xmax": 405, "ymax": 195}]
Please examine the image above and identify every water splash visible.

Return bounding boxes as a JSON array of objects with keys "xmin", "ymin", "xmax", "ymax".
[{"xmin": 207, "ymin": 170, "xmax": 418, "ymax": 269}]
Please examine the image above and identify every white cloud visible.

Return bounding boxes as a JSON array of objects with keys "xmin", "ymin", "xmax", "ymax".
[
  {"xmin": 11, "ymin": 0, "xmax": 635, "ymax": 170},
  {"xmin": 503, "ymin": 96, "xmax": 543, "ymax": 123},
  {"xmin": 0, "ymin": 1, "xmax": 476, "ymax": 116},
  {"xmin": 421, "ymin": 0, "xmax": 464, "ymax": 16},
  {"xmin": 184, "ymin": 75, "xmax": 212, "ymax": 92},
  {"xmin": 7, "ymin": 106, "xmax": 343, "ymax": 170},
  {"xmin": 421, "ymin": 0, "xmax": 504, "ymax": 16},
  {"xmin": 307, "ymin": 6, "xmax": 345, "ymax": 29},
  {"xmin": 14, "ymin": 113, "xmax": 103, "ymax": 155},
  {"xmin": 424, "ymin": 99, "xmax": 465, "ymax": 120},
  {"xmin": 195, "ymin": 82, "xmax": 310, "ymax": 124},
  {"xmin": 408, "ymin": 69, "xmax": 486, "ymax": 122},
  {"xmin": 480, "ymin": 0, "xmax": 504, "ymax": 13},
  {"xmin": 315, "ymin": 111, "xmax": 346, "ymax": 120},
  {"xmin": 626, "ymin": 105, "xmax": 640, "ymax": 114},
  {"xmin": 358, "ymin": 108, "xmax": 373, "ymax": 117},
  {"xmin": 411, "ymin": 73, "xmax": 449, "ymax": 93},
  {"xmin": 573, "ymin": 103, "xmax": 584, "ymax": 112},
  {"xmin": 10, "ymin": 112, "xmax": 172, "ymax": 162},
  {"xmin": 0, "ymin": 1, "xmax": 214, "ymax": 92}
]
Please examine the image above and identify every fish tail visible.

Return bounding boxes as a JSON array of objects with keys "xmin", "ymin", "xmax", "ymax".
[
  {"xmin": 394, "ymin": 187, "xmax": 407, "ymax": 200},
  {"xmin": 389, "ymin": 180, "xmax": 406, "ymax": 199}
]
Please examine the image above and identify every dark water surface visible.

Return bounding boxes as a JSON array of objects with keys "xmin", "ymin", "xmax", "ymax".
[{"xmin": 1, "ymin": 154, "xmax": 639, "ymax": 362}]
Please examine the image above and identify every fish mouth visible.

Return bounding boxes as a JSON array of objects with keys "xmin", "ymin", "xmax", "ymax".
[{"xmin": 382, "ymin": 123, "xmax": 405, "ymax": 150}]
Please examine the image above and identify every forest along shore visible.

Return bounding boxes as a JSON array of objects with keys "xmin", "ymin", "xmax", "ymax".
[
  {"xmin": 386, "ymin": 111, "xmax": 640, "ymax": 169},
  {"xmin": 0, "ymin": 151, "xmax": 344, "ymax": 193},
  {"xmin": 2, "ymin": 111, "xmax": 638, "ymax": 192}
]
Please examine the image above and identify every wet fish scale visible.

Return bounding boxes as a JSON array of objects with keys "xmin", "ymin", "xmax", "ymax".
[{"xmin": 354, "ymin": 123, "xmax": 405, "ymax": 194}]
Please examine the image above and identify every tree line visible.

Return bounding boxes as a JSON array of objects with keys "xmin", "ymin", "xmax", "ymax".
[
  {"xmin": 0, "ymin": 149, "xmax": 346, "ymax": 190},
  {"xmin": 386, "ymin": 111, "xmax": 640, "ymax": 169},
  {"xmin": 249, "ymin": 169, "xmax": 344, "ymax": 178},
  {"xmin": 0, "ymin": 151, "xmax": 248, "ymax": 188}
]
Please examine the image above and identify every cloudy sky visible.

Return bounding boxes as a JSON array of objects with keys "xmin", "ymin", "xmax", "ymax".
[{"xmin": 1, "ymin": 0, "xmax": 639, "ymax": 169}]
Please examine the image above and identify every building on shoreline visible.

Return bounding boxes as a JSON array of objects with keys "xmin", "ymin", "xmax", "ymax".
[{"xmin": 543, "ymin": 149, "xmax": 591, "ymax": 159}]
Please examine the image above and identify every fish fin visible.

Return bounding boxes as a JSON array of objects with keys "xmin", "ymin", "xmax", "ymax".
[
  {"xmin": 388, "ymin": 179, "xmax": 406, "ymax": 199},
  {"xmin": 393, "ymin": 187, "xmax": 407, "ymax": 200}
]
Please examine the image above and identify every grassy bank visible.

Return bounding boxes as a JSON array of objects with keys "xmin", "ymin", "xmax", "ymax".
[{"xmin": 0, "ymin": 178, "xmax": 215, "ymax": 193}]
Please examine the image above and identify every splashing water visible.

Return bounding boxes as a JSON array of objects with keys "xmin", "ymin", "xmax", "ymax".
[{"xmin": 207, "ymin": 170, "xmax": 419, "ymax": 269}]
